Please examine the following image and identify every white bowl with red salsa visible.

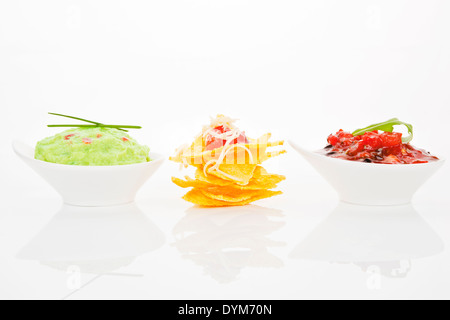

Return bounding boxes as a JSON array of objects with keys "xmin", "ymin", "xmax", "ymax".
[{"xmin": 289, "ymin": 119, "xmax": 444, "ymax": 206}]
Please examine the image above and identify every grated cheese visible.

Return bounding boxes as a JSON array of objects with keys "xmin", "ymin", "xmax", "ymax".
[{"xmin": 179, "ymin": 115, "xmax": 255, "ymax": 181}]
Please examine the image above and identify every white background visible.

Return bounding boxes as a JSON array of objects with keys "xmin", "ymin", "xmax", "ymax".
[{"xmin": 1, "ymin": 1, "xmax": 449, "ymax": 300}]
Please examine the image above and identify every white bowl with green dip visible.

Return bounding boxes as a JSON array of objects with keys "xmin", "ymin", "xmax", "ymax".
[{"xmin": 13, "ymin": 127, "xmax": 164, "ymax": 207}]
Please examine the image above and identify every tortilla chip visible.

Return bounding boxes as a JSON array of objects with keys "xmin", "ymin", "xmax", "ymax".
[
  {"xmin": 170, "ymin": 133, "xmax": 284, "ymax": 166},
  {"xmin": 199, "ymin": 188, "xmax": 260, "ymax": 202},
  {"xmin": 266, "ymin": 150, "xmax": 287, "ymax": 159},
  {"xmin": 184, "ymin": 166, "xmax": 285, "ymax": 190},
  {"xmin": 182, "ymin": 189, "xmax": 283, "ymax": 207},
  {"xmin": 206, "ymin": 164, "xmax": 257, "ymax": 185},
  {"xmin": 195, "ymin": 167, "xmax": 233, "ymax": 186},
  {"xmin": 172, "ymin": 176, "xmax": 209, "ymax": 189},
  {"xmin": 173, "ymin": 176, "xmax": 283, "ymax": 191},
  {"xmin": 173, "ymin": 174, "xmax": 283, "ymax": 192},
  {"xmin": 250, "ymin": 167, "xmax": 285, "ymax": 183},
  {"xmin": 253, "ymin": 166, "xmax": 267, "ymax": 176},
  {"xmin": 246, "ymin": 175, "xmax": 286, "ymax": 189}
]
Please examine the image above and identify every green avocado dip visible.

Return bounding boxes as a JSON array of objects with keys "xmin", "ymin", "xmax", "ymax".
[{"xmin": 35, "ymin": 127, "xmax": 151, "ymax": 166}]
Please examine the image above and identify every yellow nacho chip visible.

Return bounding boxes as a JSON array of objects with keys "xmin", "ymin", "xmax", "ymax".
[
  {"xmin": 199, "ymin": 188, "xmax": 260, "ymax": 202},
  {"xmin": 173, "ymin": 175, "xmax": 283, "ymax": 191},
  {"xmin": 172, "ymin": 176, "xmax": 210, "ymax": 189},
  {"xmin": 246, "ymin": 175, "xmax": 285, "ymax": 189},
  {"xmin": 195, "ymin": 167, "xmax": 233, "ymax": 186},
  {"xmin": 253, "ymin": 166, "xmax": 268, "ymax": 176},
  {"xmin": 266, "ymin": 150, "xmax": 288, "ymax": 159},
  {"xmin": 235, "ymin": 165, "xmax": 286, "ymax": 189},
  {"xmin": 185, "ymin": 166, "xmax": 286, "ymax": 190},
  {"xmin": 206, "ymin": 164, "xmax": 257, "ymax": 185},
  {"xmin": 183, "ymin": 189, "xmax": 283, "ymax": 207},
  {"xmin": 170, "ymin": 133, "xmax": 285, "ymax": 166}
]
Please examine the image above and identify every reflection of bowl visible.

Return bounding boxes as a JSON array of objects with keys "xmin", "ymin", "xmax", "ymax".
[
  {"xmin": 13, "ymin": 141, "xmax": 165, "ymax": 207},
  {"xmin": 290, "ymin": 202, "xmax": 444, "ymax": 278},
  {"xmin": 289, "ymin": 140, "xmax": 445, "ymax": 205},
  {"xmin": 18, "ymin": 203, "xmax": 165, "ymax": 274}
]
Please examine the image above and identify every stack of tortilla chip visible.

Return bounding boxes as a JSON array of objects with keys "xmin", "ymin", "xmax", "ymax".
[
  {"xmin": 171, "ymin": 119, "xmax": 286, "ymax": 206},
  {"xmin": 172, "ymin": 165, "xmax": 286, "ymax": 207}
]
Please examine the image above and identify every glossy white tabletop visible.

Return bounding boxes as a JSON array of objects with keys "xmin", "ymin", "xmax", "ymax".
[
  {"xmin": 2, "ymin": 0, "xmax": 450, "ymax": 300},
  {"xmin": 1, "ymin": 146, "xmax": 449, "ymax": 300}
]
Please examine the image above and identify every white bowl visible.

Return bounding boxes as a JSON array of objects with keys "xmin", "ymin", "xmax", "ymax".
[
  {"xmin": 13, "ymin": 140, "xmax": 165, "ymax": 207},
  {"xmin": 289, "ymin": 140, "xmax": 445, "ymax": 206}
]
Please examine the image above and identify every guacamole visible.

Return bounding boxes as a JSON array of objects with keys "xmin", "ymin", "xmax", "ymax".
[{"xmin": 35, "ymin": 127, "xmax": 151, "ymax": 166}]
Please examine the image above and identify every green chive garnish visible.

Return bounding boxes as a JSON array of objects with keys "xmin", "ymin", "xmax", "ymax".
[{"xmin": 47, "ymin": 113, "xmax": 142, "ymax": 132}]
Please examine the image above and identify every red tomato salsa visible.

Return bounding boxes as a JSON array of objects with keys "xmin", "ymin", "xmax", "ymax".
[
  {"xmin": 205, "ymin": 125, "xmax": 249, "ymax": 151},
  {"xmin": 324, "ymin": 129, "xmax": 438, "ymax": 164}
]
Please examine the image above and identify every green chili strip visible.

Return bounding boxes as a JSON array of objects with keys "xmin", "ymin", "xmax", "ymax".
[{"xmin": 352, "ymin": 118, "xmax": 414, "ymax": 144}]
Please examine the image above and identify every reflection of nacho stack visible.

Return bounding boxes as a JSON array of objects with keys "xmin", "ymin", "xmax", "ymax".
[{"xmin": 170, "ymin": 115, "xmax": 286, "ymax": 207}]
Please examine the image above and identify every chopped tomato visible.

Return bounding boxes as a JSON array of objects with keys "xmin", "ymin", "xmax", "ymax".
[
  {"xmin": 324, "ymin": 130, "xmax": 438, "ymax": 164},
  {"xmin": 97, "ymin": 134, "xmax": 102, "ymax": 138},
  {"xmin": 205, "ymin": 125, "xmax": 249, "ymax": 151},
  {"xmin": 122, "ymin": 137, "xmax": 129, "ymax": 142},
  {"xmin": 64, "ymin": 134, "xmax": 76, "ymax": 140},
  {"xmin": 82, "ymin": 138, "xmax": 92, "ymax": 144}
]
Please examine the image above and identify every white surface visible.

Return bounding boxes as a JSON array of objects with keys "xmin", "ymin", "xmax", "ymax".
[
  {"xmin": 289, "ymin": 140, "xmax": 445, "ymax": 206},
  {"xmin": 13, "ymin": 141, "xmax": 165, "ymax": 207},
  {"xmin": 1, "ymin": 1, "xmax": 450, "ymax": 299},
  {"xmin": 1, "ymin": 155, "xmax": 449, "ymax": 300}
]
